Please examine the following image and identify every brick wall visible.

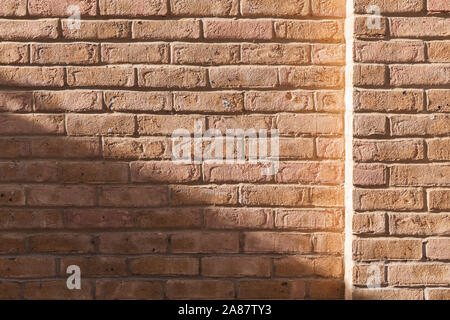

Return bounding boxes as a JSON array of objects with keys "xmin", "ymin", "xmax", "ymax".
[
  {"xmin": 352, "ymin": 0, "xmax": 450, "ymax": 300},
  {"xmin": 0, "ymin": 0, "xmax": 346, "ymax": 300}
]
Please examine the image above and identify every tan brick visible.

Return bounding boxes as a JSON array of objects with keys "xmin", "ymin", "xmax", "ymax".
[
  {"xmin": 389, "ymin": 213, "xmax": 450, "ymax": 236},
  {"xmin": 428, "ymin": 138, "xmax": 450, "ymax": 161},
  {"xmin": 245, "ymin": 91, "xmax": 314, "ymax": 112},
  {"xmin": 205, "ymin": 208, "xmax": 274, "ymax": 230},
  {"xmin": 238, "ymin": 280, "xmax": 306, "ymax": 299},
  {"xmin": 62, "ymin": 20, "xmax": 131, "ymax": 40},
  {"xmin": 312, "ymin": 44, "xmax": 345, "ymax": 65},
  {"xmin": 279, "ymin": 138, "xmax": 315, "ymax": 159},
  {"xmin": 276, "ymin": 162, "xmax": 344, "ymax": 185},
  {"xmin": 313, "ymin": 233, "xmax": 344, "ymax": 254},
  {"xmin": 309, "ymin": 280, "xmax": 345, "ymax": 300},
  {"xmin": 102, "ymin": 43, "xmax": 169, "ymax": 64},
  {"xmin": 391, "ymin": 165, "xmax": 450, "ymax": 187},
  {"xmin": 210, "ymin": 66, "xmax": 278, "ymax": 89},
  {"xmin": 355, "ymin": 0, "xmax": 424, "ymax": 13},
  {"xmin": 354, "ymin": 16, "xmax": 387, "ymax": 39},
  {"xmin": 426, "ymin": 238, "xmax": 450, "ymax": 260},
  {"xmin": 67, "ymin": 66, "xmax": 134, "ymax": 87},
  {"xmin": 390, "ymin": 64, "xmax": 450, "ymax": 86},
  {"xmin": 390, "ymin": 17, "xmax": 450, "ymax": 38},
  {"xmin": 243, "ymin": 232, "xmax": 311, "ymax": 253},
  {"xmin": 242, "ymin": 43, "xmax": 310, "ymax": 65},
  {"xmin": 353, "ymin": 164, "xmax": 387, "ymax": 186},
  {"xmin": 105, "ymin": 91, "xmax": 172, "ymax": 112},
  {"xmin": 353, "ymin": 64, "xmax": 387, "ymax": 86},
  {"xmin": 67, "ymin": 114, "xmax": 135, "ymax": 136},
  {"xmin": 425, "ymin": 288, "xmax": 450, "ymax": 300},
  {"xmin": 275, "ymin": 20, "xmax": 344, "ymax": 42},
  {"xmin": 204, "ymin": 163, "xmax": 273, "ymax": 183},
  {"xmin": 172, "ymin": 231, "xmax": 239, "ymax": 253},
  {"xmin": 0, "ymin": 43, "xmax": 28, "ymax": 64},
  {"xmin": 103, "ymin": 137, "xmax": 171, "ymax": 160},
  {"xmin": 0, "ymin": 19, "xmax": 59, "ymax": 40},
  {"xmin": 29, "ymin": 0, "xmax": 97, "ymax": 16},
  {"xmin": 130, "ymin": 161, "xmax": 200, "ymax": 183},
  {"xmin": 99, "ymin": 186, "xmax": 168, "ymax": 207},
  {"xmin": 353, "ymin": 238, "xmax": 422, "ymax": 261},
  {"xmin": 317, "ymin": 138, "xmax": 345, "ymax": 159},
  {"xmin": 354, "ymin": 41, "xmax": 425, "ymax": 63},
  {"xmin": 280, "ymin": 66, "xmax": 345, "ymax": 88},
  {"xmin": 170, "ymin": 185, "xmax": 238, "ymax": 206},
  {"xmin": 427, "ymin": 41, "xmax": 450, "ymax": 63},
  {"xmin": 133, "ymin": 20, "xmax": 201, "ymax": 40},
  {"xmin": 204, "ymin": 19, "xmax": 273, "ymax": 40},
  {"xmin": 27, "ymin": 185, "xmax": 96, "ymax": 207},
  {"xmin": 353, "ymin": 139, "xmax": 425, "ymax": 162},
  {"xmin": 99, "ymin": 0, "xmax": 167, "ymax": 16},
  {"xmin": 35, "ymin": 91, "xmax": 103, "ymax": 112},
  {"xmin": 0, "ymin": 161, "xmax": 58, "ymax": 183},
  {"xmin": 276, "ymin": 209, "xmax": 344, "ymax": 231},
  {"xmin": 135, "ymin": 208, "xmax": 202, "ymax": 229},
  {"xmin": 208, "ymin": 115, "xmax": 273, "ymax": 134},
  {"xmin": 167, "ymin": 280, "xmax": 234, "ymax": 299},
  {"xmin": 353, "ymin": 263, "xmax": 386, "ymax": 286},
  {"xmin": 242, "ymin": 0, "xmax": 309, "ymax": 16},
  {"xmin": 354, "ymin": 114, "xmax": 387, "ymax": 137},
  {"xmin": 138, "ymin": 115, "xmax": 205, "ymax": 136},
  {"xmin": 353, "ymin": 212, "xmax": 387, "ymax": 234},
  {"xmin": 0, "ymin": 115, "xmax": 64, "ymax": 135},
  {"xmin": 427, "ymin": 90, "xmax": 450, "ymax": 112},
  {"xmin": 316, "ymin": 91, "xmax": 345, "ymax": 112},
  {"xmin": 354, "ymin": 89, "xmax": 424, "ymax": 112},
  {"xmin": 428, "ymin": 0, "xmax": 450, "ymax": 11},
  {"xmin": 61, "ymin": 161, "xmax": 129, "ymax": 184},
  {"xmin": 278, "ymin": 114, "xmax": 344, "ymax": 136},
  {"xmin": 275, "ymin": 256, "xmax": 343, "ymax": 278},
  {"xmin": 353, "ymin": 288, "xmax": 424, "ymax": 300},
  {"xmin": 311, "ymin": 187, "xmax": 344, "ymax": 207},
  {"xmin": 174, "ymin": 92, "xmax": 243, "ymax": 113},
  {"xmin": 311, "ymin": 0, "xmax": 346, "ymax": 17},
  {"xmin": 138, "ymin": 66, "xmax": 207, "ymax": 89},
  {"xmin": 429, "ymin": 189, "xmax": 450, "ymax": 211},
  {"xmin": 241, "ymin": 185, "xmax": 309, "ymax": 207},
  {"xmin": 388, "ymin": 264, "xmax": 450, "ymax": 286},
  {"xmin": 202, "ymin": 257, "xmax": 271, "ymax": 277},
  {"xmin": 0, "ymin": 92, "xmax": 32, "ymax": 112},
  {"xmin": 31, "ymin": 137, "xmax": 101, "ymax": 159},
  {"xmin": 354, "ymin": 188, "xmax": 424, "ymax": 211},
  {"xmin": 0, "ymin": 0, "xmax": 27, "ymax": 16},
  {"xmin": 0, "ymin": 67, "xmax": 64, "ymax": 87},
  {"xmin": 170, "ymin": 0, "xmax": 239, "ymax": 16},
  {"xmin": 173, "ymin": 43, "xmax": 239, "ymax": 65}
]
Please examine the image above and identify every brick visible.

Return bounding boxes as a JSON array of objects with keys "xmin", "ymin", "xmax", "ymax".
[
  {"xmin": 388, "ymin": 264, "xmax": 450, "ymax": 286},
  {"xmin": 353, "ymin": 238, "xmax": 422, "ymax": 261},
  {"xmin": 275, "ymin": 256, "xmax": 343, "ymax": 278},
  {"xmin": 66, "ymin": 114, "xmax": 136, "ymax": 136},
  {"xmin": 275, "ymin": 20, "xmax": 344, "ymax": 42},
  {"xmin": 353, "ymin": 164, "xmax": 387, "ymax": 186},
  {"xmin": 391, "ymin": 165, "xmax": 450, "ymax": 187},
  {"xmin": 0, "ymin": 257, "xmax": 55, "ymax": 278},
  {"xmin": 279, "ymin": 66, "xmax": 345, "ymax": 88},
  {"xmin": 102, "ymin": 43, "xmax": 169, "ymax": 64},
  {"xmin": 428, "ymin": 138, "xmax": 450, "ymax": 161},
  {"xmin": 354, "ymin": 0, "xmax": 424, "ymax": 13},
  {"xmin": 60, "ymin": 257, "xmax": 127, "ymax": 277},
  {"xmin": 427, "ymin": 41, "xmax": 450, "ymax": 63},
  {"xmin": 138, "ymin": 66, "xmax": 207, "ymax": 89},
  {"xmin": 27, "ymin": 185, "xmax": 96, "ymax": 207},
  {"xmin": 242, "ymin": 0, "xmax": 309, "ymax": 16},
  {"xmin": 171, "ymin": 0, "xmax": 238, "ymax": 16},
  {"xmin": 238, "ymin": 280, "xmax": 306, "ymax": 299},
  {"xmin": 354, "ymin": 16, "xmax": 387, "ymax": 39},
  {"xmin": 317, "ymin": 138, "xmax": 345, "ymax": 159},
  {"xmin": 34, "ymin": 91, "xmax": 103, "ymax": 112},
  {"xmin": 0, "ymin": 92, "xmax": 32, "ymax": 112},
  {"xmin": 133, "ymin": 20, "xmax": 200, "ymax": 40},
  {"xmin": 428, "ymin": 0, "xmax": 450, "ymax": 11},
  {"xmin": 61, "ymin": 161, "xmax": 129, "ymax": 184},
  {"xmin": 245, "ymin": 91, "xmax": 314, "ymax": 112},
  {"xmin": 174, "ymin": 92, "xmax": 243, "ymax": 113},
  {"xmin": 202, "ymin": 257, "xmax": 271, "ymax": 277},
  {"xmin": 242, "ymin": 43, "xmax": 309, "ymax": 65},
  {"xmin": 354, "ymin": 41, "xmax": 425, "ymax": 63},
  {"xmin": 167, "ymin": 280, "xmax": 234, "ymax": 299},
  {"xmin": 278, "ymin": 114, "xmax": 344, "ymax": 135},
  {"xmin": 0, "ymin": 161, "xmax": 58, "ymax": 183},
  {"xmin": 389, "ymin": 213, "xmax": 450, "ymax": 236},
  {"xmin": 390, "ymin": 65, "xmax": 450, "ymax": 86},
  {"xmin": 316, "ymin": 91, "xmax": 345, "ymax": 112},
  {"xmin": 98, "ymin": 232, "xmax": 167, "ymax": 254},
  {"xmin": 31, "ymin": 137, "xmax": 101, "ymax": 159},
  {"xmin": 0, "ymin": 234, "xmax": 25, "ymax": 254},
  {"xmin": 427, "ymin": 90, "xmax": 450, "ymax": 112},
  {"xmin": 99, "ymin": 186, "xmax": 168, "ymax": 207},
  {"xmin": 311, "ymin": 0, "xmax": 346, "ymax": 17},
  {"xmin": 312, "ymin": 44, "xmax": 345, "ymax": 65},
  {"xmin": 0, "ymin": 43, "xmax": 28, "ymax": 64},
  {"xmin": 106, "ymin": 91, "xmax": 172, "ymax": 112},
  {"xmin": 426, "ymin": 238, "xmax": 450, "ymax": 260},
  {"xmin": 0, "ymin": 115, "xmax": 64, "ymax": 135},
  {"xmin": 353, "ymin": 64, "xmax": 386, "ymax": 86},
  {"xmin": 103, "ymin": 137, "xmax": 171, "ymax": 160},
  {"xmin": 137, "ymin": 115, "xmax": 205, "ymax": 136},
  {"xmin": 208, "ymin": 115, "xmax": 273, "ymax": 133},
  {"xmin": 29, "ymin": 234, "xmax": 94, "ymax": 253},
  {"xmin": 276, "ymin": 162, "xmax": 344, "ymax": 185},
  {"xmin": 313, "ymin": 233, "xmax": 344, "ymax": 254},
  {"xmin": 96, "ymin": 280, "xmax": 163, "ymax": 300},
  {"xmin": 170, "ymin": 185, "xmax": 238, "ymax": 206},
  {"xmin": 275, "ymin": 209, "xmax": 344, "ymax": 231},
  {"xmin": 0, "ymin": 209, "xmax": 63, "ymax": 230},
  {"xmin": 205, "ymin": 208, "xmax": 273, "ymax": 230},
  {"xmin": 354, "ymin": 188, "xmax": 425, "ymax": 211},
  {"xmin": 25, "ymin": 282, "xmax": 94, "ymax": 300},
  {"xmin": 135, "ymin": 208, "xmax": 203, "ymax": 229},
  {"xmin": 0, "ymin": 138, "xmax": 31, "ymax": 158},
  {"xmin": 204, "ymin": 19, "xmax": 273, "ymax": 40},
  {"xmin": 29, "ymin": 0, "xmax": 97, "ymax": 16},
  {"xmin": 131, "ymin": 161, "xmax": 200, "ymax": 183},
  {"xmin": 172, "ymin": 231, "xmax": 234, "ymax": 256},
  {"xmin": 425, "ymin": 288, "xmax": 450, "ymax": 300},
  {"xmin": 0, "ymin": 281, "xmax": 21, "ymax": 300},
  {"xmin": 354, "ymin": 89, "xmax": 424, "ymax": 112},
  {"xmin": 353, "ymin": 288, "xmax": 424, "ymax": 300},
  {"xmin": 0, "ymin": 67, "xmax": 64, "ymax": 87},
  {"xmin": 243, "ymin": 232, "xmax": 311, "ymax": 253},
  {"xmin": 429, "ymin": 189, "xmax": 450, "ymax": 211},
  {"xmin": 0, "ymin": 19, "xmax": 59, "ymax": 40},
  {"xmin": 311, "ymin": 187, "xmax": 344, "ymax": 207},
  {"xmin": 390, "ymin": 17, "xmax": 450, "ymax": 38},
  {"xmin": 353, "ymin": 264, "xmax": 386, "ymax": 286},
  {"xmin": 210, "ymin": 66, "xmax": 278, "ymax": 89},
  {"xmin": 99, "ymin": 0, "xmax": 167, "ymax": 16},
  {"xmin": 0, "ymin": 0, "xmax": 27, "ymax": 16},
  {"xmin": 67, "ymin": 66, "xmax": 135, "ymax": 87},
  {"xmin": 279, "ymin": 138, "xmax": 315, "ymax": 159},
  {"xmin": 130, "ymin": 257, "xmax": 199, "ymax": 276},
  {"xmin": 173, "ymin": 43, "xmax": 239, "ymax": 65},
  {"xmin": 66, "ymin": 209, "xmax": 133, "ymax": 229},
  {"xmin": 353, "ymin": 139, "xmax": 425, "ymax": 162},
  {"xmin": 241, "ymin": 185, "xmax": 309, "ymax": 207},
  {"xmin": 204, "ymin": 163, "xmax": 273, "ymax": 183},
  {"xmin": 309, "ymin": 280, "xmax": 345, "ymax": 300},
  {"xmin": 354, "ymin": 114, "xmax": 387, "ymax": 137},
  {"xmin": 62, "ymin": 20, "xmax": 131, "ymax": 40}
]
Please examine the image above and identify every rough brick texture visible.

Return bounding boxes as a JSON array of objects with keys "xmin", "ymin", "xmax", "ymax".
[
  {"xmin": 353, "ymin": 0, "xmax": 450, "ymax": 300},
  {"xmin": 0, "ymin": 0, "xmax": 345, "ymax": 300}
]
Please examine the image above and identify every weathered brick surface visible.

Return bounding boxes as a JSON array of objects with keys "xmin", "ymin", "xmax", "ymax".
[{"xmin": 352, "ymin": 0, "xmax": 450, "ymax": 300}]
